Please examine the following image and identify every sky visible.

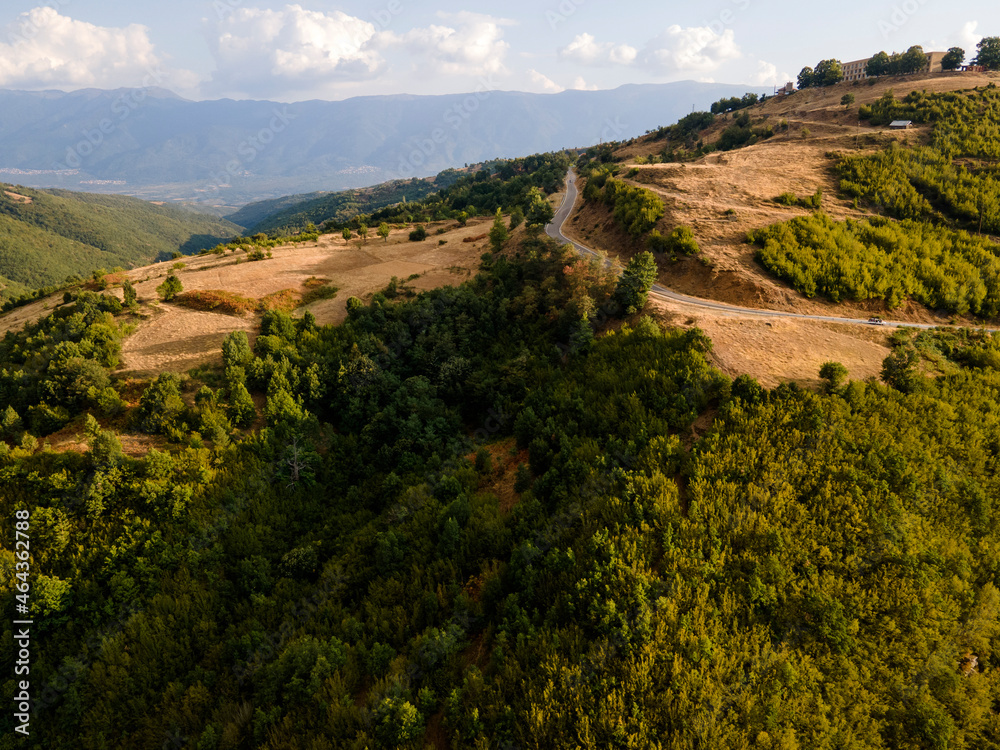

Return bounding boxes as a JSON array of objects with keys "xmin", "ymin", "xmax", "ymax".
[{"xmin": 0, "ymin": 0, "xmax": 995, "ymax": 102}]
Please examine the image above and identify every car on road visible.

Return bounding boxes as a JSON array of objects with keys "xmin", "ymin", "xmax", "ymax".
[{"xmin": 867, "ymin": 317, "xmax": 885, "ymax": 325}]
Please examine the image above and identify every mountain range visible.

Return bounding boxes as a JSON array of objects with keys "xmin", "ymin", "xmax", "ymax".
[{"xmin": 0, "ymin": 81, "xmax": 773, "ymax": 205}]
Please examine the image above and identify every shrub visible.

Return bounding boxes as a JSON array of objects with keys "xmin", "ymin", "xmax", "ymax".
[
  {"xmin": 649, "ymin": 226, "xmax": 700, "ymax": 256},
  {"xmin": 409, "ymin": 225, "xmax": 428, "ymax": 242},
  {"xmin": 156, "ymin": 273, "xmax": 183, "ymax": 301}
]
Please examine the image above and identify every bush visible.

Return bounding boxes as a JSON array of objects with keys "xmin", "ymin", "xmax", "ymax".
[
  {"xmin": 602, "ymin": 179, "xmax": 665, "ymax": 236},
  {"xmin": 649, "ymin": 226, "xmax": 700, "ymax": 256},
  {"xmin": 156, "ymin": 273, "xmax": 183, "ymax": 301},
  {"xmin": 409, "ymin": 225, "xmax": 428, "ymax": 242}
]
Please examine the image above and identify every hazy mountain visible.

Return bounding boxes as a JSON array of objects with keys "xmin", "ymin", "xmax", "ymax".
[{"xmin": 0, "ymin": 82, "xmax": 774, "ymax": 205}]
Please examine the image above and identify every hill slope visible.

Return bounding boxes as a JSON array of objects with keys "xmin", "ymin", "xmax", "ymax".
[
  {"xmin": 228, "ymin": 169, "xmax": 467, "ymax": 234},
  {"xmin": 0, "ymin": 183, "xmax": 240, "ymax": 299}
]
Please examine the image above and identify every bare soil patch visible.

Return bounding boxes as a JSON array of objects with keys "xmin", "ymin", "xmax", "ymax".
[
  {"xmin": 651, "ymin": 300, "xmax": 892, "ymax": 388},
  {"xmin": 3, "ymin": 191, "xmax": 32, "ymax": 204},
  {"xmin": 121, "ymin": 304, "xmax": 259, "ymax": 375}
]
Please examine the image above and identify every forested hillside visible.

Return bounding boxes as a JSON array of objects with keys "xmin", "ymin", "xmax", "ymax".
[
  {"xmin": 229, "ymin": 171, "xmax": 467, "ymax": 235},
  {"xmin": 0, "ymin": 185, "xmax": 240, "ymax": 302},
  {"xmin": 737, "ymin": 84, "xmax": 1000, "ymax": 320},
  {"xmin": 229, "ymin": 153, "xmax": 571, "ymax": 240},
  {"xmin": 1, "ymin": 232, "xmax": 997, "ymax": 748}
]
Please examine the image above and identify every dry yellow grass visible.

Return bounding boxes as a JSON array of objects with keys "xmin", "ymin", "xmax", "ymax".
[
  {"xmin": 572, "ymin": 71, "xmax": 1000, "ymax": 386},
  {"xmin": 3, "ymin": 190, "xmax": 32, "ymax": 204},
  {"xmin": 114, "ymin": 217, "xmax": 492, "ymax": 373}
]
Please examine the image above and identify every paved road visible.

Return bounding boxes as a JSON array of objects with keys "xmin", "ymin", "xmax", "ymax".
[{"xmin": 546, "ymin": 169, "xmax": 995, "ymax": 332}]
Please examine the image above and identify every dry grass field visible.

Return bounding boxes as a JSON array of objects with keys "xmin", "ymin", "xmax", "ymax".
[{"xmin": 116, "ymin": 217, "xmax": 496, "ymax": 374}]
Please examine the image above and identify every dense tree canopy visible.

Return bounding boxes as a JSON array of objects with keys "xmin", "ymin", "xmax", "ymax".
[
  {"xmin": 798, "ymin": 59, "xmax": 843, "ymax": 87},
  {"xmin": 974, "ymin": 36, "xmax": 1000, "ymax": 70},
  {"xmin": 1, "ymin": 235, "xmax": 999, "ymax": 748}
]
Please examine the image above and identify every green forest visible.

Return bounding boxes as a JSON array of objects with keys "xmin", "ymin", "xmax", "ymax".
[
  {"xmin": 749, "ymin": 212, "xmax": 1000, "ymax": 315},
  {"xmin": 0, "ymin": 185, "xmax": 240, "ymax": 303},
  {"xmin": 748, "ymin": 84, "xmax": 1000, "ymax": 321},
  {"xmin": 1, "ymin": 228, "xmax": 998, "ymax": 748},
  {"xmin": 248, "ymin": 154, "xmax": 573, "ymax": 238},
  {"xmin": 229, "ymin": 170, "xmax": 468, "ymax": 236},
  {"xmin": 843, "ymin": 86, "xmax": 1000, "ymax": 234}
]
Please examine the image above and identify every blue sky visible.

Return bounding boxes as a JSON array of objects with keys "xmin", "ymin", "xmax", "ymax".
[{"xmin": 0, "ymin": 0, "xmax": 995, "ymax": 101}]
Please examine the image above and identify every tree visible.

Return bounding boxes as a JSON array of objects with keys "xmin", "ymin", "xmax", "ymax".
[
  {"xmin": 526, "ymin": 188, "xmax": 555, "ymax": 227},
  {"xmin": 136, "ymin": 373, "xmax": 185, "ymax": 433},
  {"xmin": 342, "ymin": 227, "xmax": 352, "ymax": 241},
  {"xmin": 900, "ymin": 45, "xmax": 928, "ymax": 74},
  {"xmin": 122, "ymin": 279, "xmax": 137, "ymax": 308},
  {"xmin": 614, "ymin": 251, "xmax": 657, "ymax": 314},
  {"xmin": 866, "ymin": 51, "xmax": 891, "ymax": 77},
  {"xmin": 358, "ymin": 224, "xmax": 369, "ymax": 244},
  {"xmin": 222, "ymin": 330, "xmax": 253, "ymax": 369},
  {"xmin": 841, "ymin": 93, "xmax": 855, "ymax": 108},
  {"xmin": 457, "ymin": 211, "xmax": 469, "ymax": 226},
  {"xmin": 1, "ymin": 406, "xmax": 22, "ymax": 439},
  {"xmin": 973, "ymin": 37, "xmax": 1000, "ymax": 70},
  {"xmin": 509, "ymin": 205, "xmax": 524, "ymax": 231},
  {"xmin": 377, "ymin": 222, "xmax": 391, "ymax": 242},
  {"xmin": 819, "ymin": 361, "xmax": 849, "ymax": 393},
  {"xmin": 797, "ymin": 66, "xmax": 815, "ymax": 89},
  {"xmin": 156, "ymin": 273, "xmax": 182, "ymax": 301},
  {"xmin": 409, "ymin": 225, "xmax": 428, "ymax": 242},
  {"xmin": 489, "ymin": 208, "xmax": 508, "ymax": 251},
  {"xmin": 881, "ymin": 346, "xmax": 920, "ymax": 392},
  {"xmin": 814, "ymin": 59, "xmax": 844, "ymax": 86},
  {"xmin": 942, "ymin": 47, "xmax": 965, "ymax": 70},
  {"xmin": 731, "ymin": 374, "xmax": 764, "ymax": 405},
  {"xmin": 227, "ymin": 380, "xmax": 256, "ymax": 428}
]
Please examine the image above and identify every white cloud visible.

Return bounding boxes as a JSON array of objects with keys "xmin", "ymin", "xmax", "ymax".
[
  {"xmin": 745, "ymin": 60, "xmax": 790, "ymax": 86},
  {"xmin": 571, "ymin": 76, "xmax": 598, "ymax": 91},
  {"xmin": 392, "ymin": 17, "xmax": 510, "ymax": 76},
  {"xmin": 640, "ymin": 25, "xmax": 741, "ymax": 74},
  {"xmin": 0, "ymin": 8, "xmax": 168, "ymax": 90},
  {"xmin": 528, "ymin": 69, "xmax": 564, "ymax": 93},
  {"xmin": 558, "ymin": 33, "xmax": 637, "ymax": 66},
  {"xmin": 206, "ymin": 5, "xmax": 382, "ymax": 96},
  {"xmin": 958, "ymin": 20, "xmax": 980, "ymax": 51}
]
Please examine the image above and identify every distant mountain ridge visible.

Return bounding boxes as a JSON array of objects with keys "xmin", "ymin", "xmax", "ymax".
[{"xmin": 0, "ymin": 82, "xmax": 773, "ymax": 205}]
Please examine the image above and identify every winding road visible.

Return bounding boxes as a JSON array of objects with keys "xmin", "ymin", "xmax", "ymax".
[{"xmin": 546, "ymin": 170, "xmax": 994, "ymax": 332}]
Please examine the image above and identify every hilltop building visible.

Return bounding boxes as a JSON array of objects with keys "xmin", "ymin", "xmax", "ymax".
[{"xmin": 842, "ymin": 51, "xmax": 948, "ymax": 82}]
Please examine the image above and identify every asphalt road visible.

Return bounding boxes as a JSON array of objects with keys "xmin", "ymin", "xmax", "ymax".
[{"xmin": 545, "ymin": 169, "xmax": 995, "ymax": 332}]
